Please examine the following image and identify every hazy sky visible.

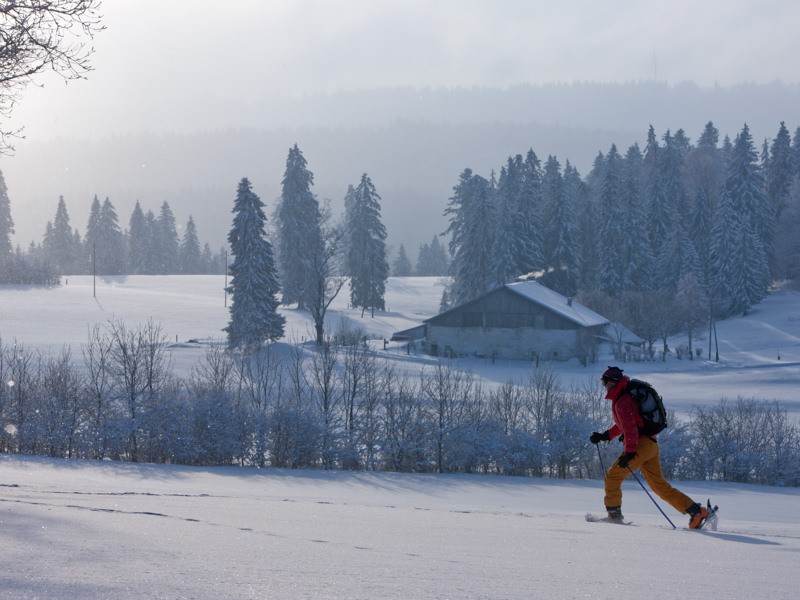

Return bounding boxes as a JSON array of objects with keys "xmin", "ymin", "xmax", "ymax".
[{"xmin": 9, "ymin": 0, "xmax": 800, "ymax": 141}]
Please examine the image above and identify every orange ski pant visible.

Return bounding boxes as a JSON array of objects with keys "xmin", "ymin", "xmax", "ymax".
[{"xmin": 604, "ymin": 437, "xmax": 694, "ymax": 514}]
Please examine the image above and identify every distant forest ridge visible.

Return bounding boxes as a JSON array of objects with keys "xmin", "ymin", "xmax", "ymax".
[
  {"xmin": 247, "ymin": 80, "xmax": 800, "ymax": 134},
  {"xmin": 4, "ymin": 80, "xmax": 799, "ymax": 257}
]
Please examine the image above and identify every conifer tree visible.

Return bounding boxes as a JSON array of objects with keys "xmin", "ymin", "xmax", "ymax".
[
  {"xmin": 0, "ymin": 169, "xmax": 12, "ymax": 263},
  {"xmin": 594, "ymin": 145, "xmax": 626, "ymax": 298},
  {"xmin": 491, "ymin": 151, "xmax": 544, "ymax": 285},
  {"xmin": 710, "ymin": 125, "xmax": 770, "ymax": 315},
  {"xmin": 275, "ymin": 144, "xmax": 322, "ymax": 309},
  {"xmin": 143, "ymin": 210, "xmax": 158, "ymax": 273},
  {"xmin": 85, "ymin": 196, "xmax": 124, "ymax": 275},
  {"xmin": 224, "ymin": 178, "xmax": 284, "ymax": 353},
  {"xmin": 346, "ymin": 173, "xmax": 389, "ymax": 314},
  {"xmin": 127, "ymin": 201, "xmax": 150, "ymax": 274},
  {"xmin": 540, "ymin": 154, "xmax": 574, "ymax": 294},
  {"xmin": 576, "ymin": 151, "xmax": 605, "ymax": 292},
  {"xmin": 765, "ymin": 122, "xmax": 793, "ymax": 275},
  {"xmin": 444, "ymin": 169, "xmax": 496, "ymax": 305},
  {"xmin": 42, "ymin": 196, "xmax": 77, "ymax": 274},
  {"xmin": 491, "ymin": 155, "xmax": 526, "ymax": 285},
  {"xmin": 791, "ymin": 127, "xmax": 800, "ymax": 178},
  {"xmin": 686, "ymin": 122, "xmax": 723, "ymax": 290},
  {"xmin": 154, "ymin": 201, "xmax": 179, "ymax": 274},
  {"xmin": 645, "ymin": 130, "xmax": 681, "ymax": 294},
  {"xmin": 521, "ymin": 148, "xmax": 545, "ymax": 272},
  {"xmin": 179, "ymin": 216, "xmax": 203, "ymax": 274},
  {"xmin": 774, "ymin": 126, "xmax": 800, "ymax": 279},
  {"xmin": 416, "ymin": 236, "xmax": 449, "ymax": 276},
  {"xmin": 541, "ymin": 155, "xmax": 581, "ymax": 293},
  {"xmin": 620, "ymin": 144, "xmax": 654, "ymax": 293},
  {"xmin": 392, "ymin": 244, "xmax": 413, "ymax": 277}
]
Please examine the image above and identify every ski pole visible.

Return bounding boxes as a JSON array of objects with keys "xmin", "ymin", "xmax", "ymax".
[
  {"xmin": 627, "ymin": 466, "xmax": 676, "ymax": 529},
  {"xmin": 596, "ymin": 443, "xmax": 606, "ymax": 473}
]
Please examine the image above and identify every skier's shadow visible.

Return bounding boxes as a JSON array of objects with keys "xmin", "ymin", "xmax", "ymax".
[{"xmin": 696, "ymin": 530, "xmax": 781, "ymax": 546}]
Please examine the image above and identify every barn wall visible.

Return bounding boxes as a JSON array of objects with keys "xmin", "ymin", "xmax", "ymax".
[{"xmin": 427, "ymin": 325, "xmax": 584, "ymax": 361}]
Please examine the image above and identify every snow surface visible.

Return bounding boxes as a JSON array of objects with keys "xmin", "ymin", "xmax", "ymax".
[
  {"xmin": 2, "ymin": 275, "xmax": 800, "ymax": 416},
  {"xmin": 1, "ymin": 276, "xmax": 800, "ymax": 598},
  {"xmin": 2, "ymin": 456, "xmax": 798, "ymax": 599}
]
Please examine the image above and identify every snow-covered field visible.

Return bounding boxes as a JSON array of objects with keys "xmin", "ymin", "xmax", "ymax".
[
  {"xmin": 2, "ymin": 274, "xmax": 800, "ymax": 416},
  {"xmin": 2, "ymin": 455, "xmax": 799, "ymax": 599},
  {"xmin": 1, "ymin": 276, "xmax": 800, "ymax": 599}
]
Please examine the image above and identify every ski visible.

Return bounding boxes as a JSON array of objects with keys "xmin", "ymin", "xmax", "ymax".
[{"xmin": 585, "ymin": 512, "xmax": 634, "ymax": 525}]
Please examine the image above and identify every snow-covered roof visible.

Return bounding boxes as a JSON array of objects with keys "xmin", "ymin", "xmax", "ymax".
[
  {"xmin": 503, "ymin": 280, "xmax": 609, "ymax": 327},
  {"xmin": 422, "ymin": 280, "xmax": 610, "ymax": 329}
]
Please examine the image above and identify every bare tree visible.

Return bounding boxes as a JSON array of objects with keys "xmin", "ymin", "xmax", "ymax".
[
  {"xmin": 420, "ymin": 362, "xmax": 474, "ymax": 473},
  {"xmin": 0, "ymin": 0, "xmax": 104, "ymax": 151},
  {"xmin": 308, "ymin": 342, "xmax": 342, "ymax": 468},
  {"xmin": 82, "ymin": 323, "xmax": 117, "ymax": 459},
  {"xmin": 381, "ymin": 370, "xmax": 427, "ymax": 472},
  {"xmin": 234, "ymin": 345, "xmax": 284, "ymax": 467},
  {"xmin": 307, "ymin": 205, "xmax": 346, "ymax": 345},
  {"xmin": 105, "ymin": 319, "xmax": 171, "ymax": 461}
]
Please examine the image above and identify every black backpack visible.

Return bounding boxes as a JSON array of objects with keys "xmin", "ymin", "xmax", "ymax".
[{"xmin": 626, "ymin": 379, "xmax": 668, "ymax": 435}]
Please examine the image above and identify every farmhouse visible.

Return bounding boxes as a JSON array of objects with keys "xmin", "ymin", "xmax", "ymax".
[{"xmin": 397, "ymin": 280, "xmax": 609, "ymax": 362}]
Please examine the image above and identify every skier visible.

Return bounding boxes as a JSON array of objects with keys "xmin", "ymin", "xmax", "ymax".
[{"xmin": 590, "ymin": 366, "xmax": 709, "ymax": 528}]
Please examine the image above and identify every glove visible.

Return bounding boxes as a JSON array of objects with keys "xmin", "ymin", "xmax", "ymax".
[
  {"xmin": 617, "ymin": 452, "xmax": 636, "ymax": 469},
  {"xmin": 589, "ymin": 431, "xmax": 610, "ymax": 444}
]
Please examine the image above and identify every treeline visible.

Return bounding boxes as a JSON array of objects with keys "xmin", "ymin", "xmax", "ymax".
[
  {"xmin": 0, "ymin": 175, "xmax": 226, "ymax": 282},
  {"xmin": 391, "ymin": 236, "xmax": 449, "ymax": 277},
  {"xmin": 1, "ymin": 324, "xmax": 797, "ymax": 486},
  {"xmin": 443, "ymin": 121, "xmax": 800, "ymax": 357}
]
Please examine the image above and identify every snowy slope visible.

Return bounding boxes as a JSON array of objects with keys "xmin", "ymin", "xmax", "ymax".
[
  {"xmin": 2, "ymin": 276, "xmax": 800, "ymax": 598},
  {"xmin": 2, "ymin": 275, "xmax": 799, "ymax": 415},
  {"xmin": 1, "ymin": 455, "xmax": 798, "ymax": 599}
]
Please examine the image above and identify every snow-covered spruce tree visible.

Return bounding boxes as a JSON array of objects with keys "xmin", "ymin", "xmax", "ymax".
[
  {"xmin": 224, "ymin": 178, "xmax": 285, "ymax": 353},
  {"xmin": 179, "ymin": 216, "xmax": 203, "ymax": 274},
  {"xmin": 643, "ymin": 127, "xmax": 676, "ymax": 274},
  {"xmin": 85, "ymin": 196, "xmax": 125, "ymax": 275},
  {"xmin": 575, "ymin": 151, "xmax": 605, "ymax": 293},
  {"xmin": 792, "ymin": 126, "xmax": 800, "ymax": 178},
  {"xmin": 444, "ymin": 169, "xmax": 497, "ymax": 305},
  {"xmin": 127, "ymin": 201, "xmax": 150, "ymax": 275},
  {"xmin": 491, "ymin": 151, "xmax": 544, "ymax": 286},
  {"xmin": 709, "ymin": 125, "xmax": 770, "ymax": 316},
  {"xmin": 0, "ymin": 169, "xmax": 13, "ymax": 266},
  {"xmin": 84, "ymin": 194, "xmax": 101, "ymax": 264},
  {"xmin": 153, "ymin": 201, "xmax": 180, "ymax": 274},
  {"xmin": 416, "ymin": 235, "xmax": 449, "ymax": 276},
  {"xmin": 275, "ymin": 144, "xmax": 322, "ymax": 309},
  {"xmin": 653, "ymin": 130, "xmax": 691, "ymax": 294},
  {"xmin": 593, "ymin": 144, "xmax": 626, "ymax": 298},
  {"xmin": 765, "ymin": 122, "xmax": 793, "ymax": 277},
  {"xmin": 42, "ymin": 196, "xmax": 78, "ymax": 275},
  {"xmin": 619, "ymin": 143, "xmax": 654, "ymax": 294},
  {"xmin": 708, "ymin": 181, "xmax": 741, "ymax": 316},
  {"xmin": 346, "ymin": 173, "xmax": 389, "ymax": 315},
  {"xmin": 774, "ymin": 128, "xmax": 800, "ymax": 280},
  {"xmin": 685, "ymin": 122, "xmax": 723, "ymax": 290},
  {"xmin": 491, "ymin": 155, "xmax": 525, "ymax": 286},
  {"xmin": 765, "ymin": 122, "xmax": 793, "ymax": 220},
  {"xmin": 391, "ymin": 244, "xmax": 413, "ymax": 276},
  {"xmin": 540, "ymin": 155, "xmax": 578, "ymax": 296},
  {"xmin": 521, "ymin": 149, "xmax": 545, "ymax": 273}
]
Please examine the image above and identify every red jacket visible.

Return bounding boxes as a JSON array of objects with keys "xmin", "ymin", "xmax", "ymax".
[{"xmin": 604, "ymin": 375, "xmax": 645, "ymax": 453}]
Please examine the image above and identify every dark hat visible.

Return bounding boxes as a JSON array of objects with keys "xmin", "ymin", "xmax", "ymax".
[{"xmin": 601, "ymin": 366, "xmax": 624, "ymax": 382}]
